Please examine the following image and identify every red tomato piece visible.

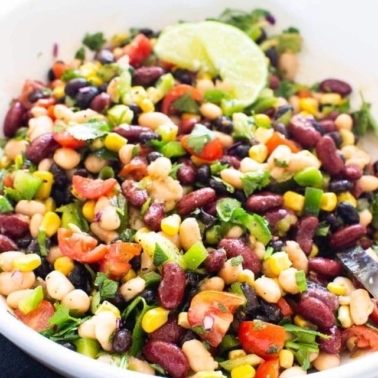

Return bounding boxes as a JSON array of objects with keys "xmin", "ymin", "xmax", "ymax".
[
  {"xmin": 276, "ymin": 297, "xmax": 293, "ymax": 317},
  {"xmin": 123, "ymin": 33, "xmax": 153, "ymax": 67},
  {"xmin": 14, "ymin": 300, "xmax": 55, "ymax": 332},
  {"xmin": 341, "ymin": 325, "xmax": 378, "ymax": 351},
  {"xmin": 57, "ymin": 228, "xmax": 108, "ymax": 263},
  {"xmin": 53, "ymin": 131, "xmax": 86, "ymax": 149},
  {"xmin": 238, "ymin": 320, "xmax": 286, "ymax": 360},
  {"xmin": 100, "ymin": 241, "xmax": 142, "ymax": 279},
  {"xmin": 265, "ymin": 131, "xmax": 301, "ymax": 154},
  {"xmin": 255, "ymin": 359, "xmax": 280, "ymax": 378},
  {"xmin": 187, "ymin": 290, "xmax": 245, "ymax": 347},
  {"xmin": 118, "ymin": 156, "xmax": 148, "ymax": 181},
  {"xmin": 161, "ymin": 84, "xmax": 203, "ymax": 115},
  {"xmin": 181, "ymin": 135, "xmax": 224, "ymax": 161},
  {"xmin": 72, "ymin": 175, "xmax": 118, "ymax": 200}
]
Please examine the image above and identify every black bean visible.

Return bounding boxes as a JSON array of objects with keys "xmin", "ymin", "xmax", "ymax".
[
  {"xmin": 139, "ymin": 131, "xmax": 162, "ymax": 144},
  {"xmin": 17, "ymin": 235, "xmax": 32, "ymax": 249},
  {"xmin": 51, "ymin": 163, "xmax": 68, "ymax": 187},
  {"xmin": 147, "ymin": 151, "xmax": 163, "ymax": 164},
  {"xmin": 212, "ymin": 116, "xmax": 233, "ymax": 134},
  {"xmin": 234, "ymin": 189, "xmax": 247, "ymax": 203},
  {"xmin": 325, "ymin": 213, "xmax": 343, "ymax": 232},
  {"xmin": 140, "ymin": 288, "xmax": 158, "ymax": 305},
  {"xmin": 268, "ymin": 239, "xmax": 285, "ymax": 252},
  {"xmin": 173, "ymin": 69, "xmax": 195, "ymax": 85},
  {"xmin": 328, "ymin": 180, "xmax": 354, "ymax": 193},
  {"xmin": 51, "ymin": 187, "xmax": 74, "ymax": 207},
  {"xmin": 326, "ymin": 131, "xmax": 342, "ymax": 148},
  {"xmin": 28, "ymin": 89, "xmax": 45, "ymax": 103},
  {"xmin": 137, "ymin": 28, "xmax": 155, "ymax": 37},
  {"xmin": 68, "ymin": 263, "xmax": 93, "ymax": 294},
  {"xmin": 130, "ymin": 255, "xmax": 141, "ymax": 271},
  {"xmin": 26, "ymin": 240, "xmax": 41, "ymax": 254},
  {"xmin": 209, "ymin": 178, "xmax": 229, "ymax": 195},
  {"xmin": 196, "ymin": 165, "xmax": 211, "ymax": 184},
  {"xmin": 95, "ymin": 49, "xmax": 115, "ymax": 64},
  {"xmin": 107, "ymin": 292, "xmax": 127, "ymax": 309},
  {"xmin": 337, "ymin": 202, "xmax": 360, "ymax": 225},
  {"xmin": 240, "ymin": 283, "xmax": 259, "ymax": 315},
  {"xmin": 64, "ymin": 78, "xmax": 89, "ymax": 97},
  {"xmin": 75, "ymin": 86, "xmax": 100, "ymax": 109},
  {"xmin": 47, "ymin": 68, "xmax": 55, "ymax": 81},
  {"xmin": 112, "ymin": 328, "xmax": 132, "ymax": 353},
  {"xmin": 178, "ymin": 286, "xmax": 198, "ymax": 312},
  {"xmin": 273, "ymin": 122, "xmax": 289, "ymax": 138},
  {"xmin": 274, "ymin": 105, "xmax": 293, "ymax": 120},
  {"xmin": 179, "ymin": 330, "xmax": 198, "ymax": 346},
  {"xmin": 34, "ymin": 258, "xmax": 53, "ymax": 279},
  {"xmin": 185, "ymin": 271, "xmax": 202, "ymax": 287},
  {"xmin": 258, "ymin": 299, "xmax": 282, "ymax": 323},
  {"xmin": 265, "ymin": 47, "xmax": 278, "ymax": 68},
  {"xmin": 56, "ymin": 341, "xmax": 77, "ymax": 351},
  {"xmin": 73, "ymin": 168, "xmax": 90, "ymax": 178},
  {"xmin": 235, "ymin": 144, "xmax": 251, "ymax": 159},
  {"xmin": 198, "ymin": 209, "xmax": 216, "ymax": 228}
]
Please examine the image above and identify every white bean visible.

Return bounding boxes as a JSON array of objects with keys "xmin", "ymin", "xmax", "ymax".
[
  {"xmin": 0, "ymin": 271, "xmax": 35, "ymax": 296},
  {"xmin": 357, "ymin": 175, "xmax": 378, "ymax": 192},
  {"xmin": 220, "ymin": 168, "xmax": 243, "ymax": 189},
  {"xmin": 38, "ymin": 158, "xmax": 54, "ymax": 172},
  {"xmin": 118, "ymin": 144, "xmax": 135, "ymax": 165},
  {"xmin": 120, "ymin": 276, "xmax": 146, "ymax": 302},
  {"xmin": 213, "ymin": 131, "xmax": 233, "ymax": 148},
  {"xmin": 199, "ymin": 277, "xmax": 225, "ymax": 292},
  {"xmin": 140, "ymin": 251, "xmax": 155, "ymax": 273},
  {"xmin": 28, "ymin": 115, "xmax": 54, "ymax": 140},
  {"xmin": 240, "ymin": 157, "xmax": 263, "ymax": 173},
  {"xmin": 147, "ymin": 156, "xmax": 172, "ymax": 179},
  {"xmin": 6, "ymin": 289, "xmax": 34, "ymax": 309},
  {"xmin": 46, "ymin": 245, "xmax": 64, "ymax": 265},
  {"xmin": 199, "ymin": 103, "xmax": 222, "ymax": 120},
  {"xmin": 15, "ymin": 200, "xmax": 46, "ymax": 217},
  {"xmin": 338, "ymin": 305, "xmax": 354, "ymax": 328},
  {"xmin": 78, "ymin": 317, "xmax": 97, "ymax": 339},
  {"xmin": 138, "ymin": 112, "xmax": 173, "ymax": 130},
  {"xmin": 333, "ymin": 276, "xmax": 355, "ymax": 295},
  {"xmin": 0, "ymin": 252, "xmax": 25, "ymax": 272},
  {"xmin": 53, "ymin": 148, "xmax": 81, "ymax": 170},
  {"xmin": 182, "ymin": 339, "xmax": 218, "ymax": 372},
  {"xmin": 128, "ymin": 356, "xmax": 156, "ymax": 376},
  {"xmin": 254, "ymin": 276, "xmax": 281, "ymax": 303},
  {"xmin": 30, "ymin": 106, "xmax": 47, "ymax": 117},
  {"xmin": 29, "ymin": 213, "xmax": 43, "ymax": 238},
  {"xmin": 225, "ymin": 225, "xmax": 244, "ymax": 239},
  {"xmin": 219, "ymin": 259, "xmax": 243, "ymax": 285},
  {"xmin": 335, "ymin": 113, "xmax": 353, "ymax": 130},
  {"xmin": 99, "ymin": 205, "xmax": 121, "ymax": 231},
  {"xmin": 146, "ymin": 176, "xmax": 183, "ymax": 211},
  {"xmin": 61, "ymin": 289, "xmax": 90, "ymax": 314},
  {"xmin": 312, "ymin": 352, "xmax": 340, "ymax": 371},
  {"xmin": 349, "ymin": 288, "xmax": 374, "ymax": 325},
  {"xmin": 72, "ymin": 109, "xmax": 102, "ymax": 124},
  {"xmin": 279, "ymin": 267, "xmax": 300, "ymax": 294},
  {"xmin": 279, "ymin": 366, "xmax": 307, "ymax": 378},
  {"xmin": 94, "ymin": 311, "xmax": 118, "ymax": 351},
  {"xmin": 54, "ymin": 104, "xmax": 74, "ymax": 123},
  {"xmin": 45, "ymin": 270, "xmax": 75, "ymax": 300},
  {"xmin": 285, "ymin": 241, "xmax": 308, "ymax": 273},
  {"xmin": 84, "ymin": 153, "xmax": 108, "ymax": 173},
  {"xmin": 179, "ymin": 217, "xmax": 202, "ymax": 251},
  {"xmin": 4, "ymin": 139, "xmax": 28, "ymax": 160},
  {"xmin": 90, "ymin": 222, "xmax": 119, "ymax": 243}
]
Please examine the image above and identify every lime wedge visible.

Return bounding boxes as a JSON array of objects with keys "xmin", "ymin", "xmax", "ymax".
[{"xmin": 154, "ymin": 21, "xmax": 268, "ymax": 108}]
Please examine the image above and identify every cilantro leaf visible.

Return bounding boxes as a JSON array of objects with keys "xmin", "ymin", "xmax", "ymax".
[
  {"xmin": 75, "ymin": 47, "xmax": 86, "ymax": 61},
  {"xmin": 232, "ymin": 113, "xmax": 254, "ymax": 140},
  {"xmin": 210, "ymin": 162, "xmax": 229, "ymax": 175},
  {"xmin": 118, "ymin": 229, "xmax": 137, "ymax": 242},
  {"xmin": 172, "ymin": 93, "xmax": 200, "ymax": 113},
  {"xmin": 186, "ymin": 124, "xmax": 215, "ymax": 154},
  {"xmin": 169, "ymin": 162, "xmax": 183, "ymax": 179},
  {"xmin": 216, "ymin": 198, "xmax": 242, "ymax": 222},
  {"xmin": 352, "ymin": 94, "xmax": 378, "ymax": 136},
  {"xmin": 49, "ymin": 304, "xmax": 76, "ymax": 327},
  {"xmin": 67, "ymin": 120, "xmax": 111, "ymax": 141},
  {"xmin": 274, "ymin": 80, "xmax": 298, "ymax": 99},
  {"xmin": 230, "ymin": 256, "xmax": 243, "ymax": 266},
  {"xmin": 82, "ymin": 32, "xmax": 106, "ymax": 51},
  {"xmin": 241, "ymin": 170, "xmax": 270, "ymax": 196},
  {"xmin": 203, "ymin": 89, "xmax": 231, "ymax": 103},
  {"xmin": 94, "ymin": 273, "xmax": 118, "ymax": 299}
]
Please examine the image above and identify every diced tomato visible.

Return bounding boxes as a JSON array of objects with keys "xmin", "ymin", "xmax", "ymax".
[
  {"xmin": 57, "ymin": 228, "xmax": 108, "ymax": 263},
  {"xmin": 255, "ymin": 359, "xmax": 280, "ymax": 378},
  {"xmin": 162, "ymin": 84, "xmax": 203, "ymax": 115},
  {"xmin": 123, "ymin": 33, "xmax": 153, "ymax": 67},
  {"xmin": 341, "ymin": 325, "xmax": 378, "ymax": 351},
  {"xmin": 100, "ymin": 241, "xmax": 142, "ymax": 279},
  {"xmin": 265, "ymin": 131, "xmax": 301, "ymax": 154},
  {"xmin": 2, "ymin": 174, "xmax": 14, "ymax": 189},
  {"xmin": 188, "ymin": 290, "xmax": 245, "ymax": 347},
  {"xmin": 277, "ymin": 297, "xmax": 294, "ymax": 317},
  {"xmin": 52, "ymin": 61, "xmax": 67, "ymax": 79},
  {"xmin": 297, "ymin": 88, "xmax": 312, "ymax": 98},
  {"xmin": 238, "ymin": 320, "xmax": 286, "ymax": 360},
  {"xmin": 35, "ymin": 97, "xmax": 56, "ymax": 109},
  {"xmin": 53, "ymin": 131, "xmax": 86, "ymax": 149},
  {"xmin": 181, "ymin": 135, "xmax": 223, "ymax": 161},
  {"xmin": 118, "ymin": 156, "xmax": 148, "ymax": 181},
  {"xmin": 14, "ymin": 300, "xmax": 55, "ymax": 332},
  {"xmin": 19, "ymin": 80, "xmax": 48, "ymax": 109},
  {"xmin": 72, "ymin": 175, "xmax": 118, "ymax": 200}
]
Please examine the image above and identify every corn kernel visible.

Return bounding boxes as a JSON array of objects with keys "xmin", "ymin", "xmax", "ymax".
[
  {"xmin": 123, "ymin": 268, "xmax": 136, "ymax": 282},
  {"xmin": 44, "ymin": 197, "xmax": 56, "ymax": 212},
  {"xmin": 254, "ymin": 127, "xmax": 274, "ymax": 144},
  {"xmin": 87, "ymin": 74, "xmax": 103, "ymax": 87},
  {"xmin": 337, "ymin": 192, "xmax": 357, "ymax": 207},
  {"xmin": 229, "ymin": 350, "xmax": 247, "ymax": 360},
  {"xmin": 327, "ymin": 282, "xmax": 347, "ymax": 296},
  {"xmin": 156, "ymin": 123, "xmax": 178, "ymax": 142},
  {"xmin": 248, "ymin": 144, "xmax": 268, "ymax": 163},
  {"xmin": 340, "ymin": 129, "xmax": 355, "ymax": 147},
  {"xmin": 338, "ymin": 305, "xmax": 354, "ymax": 328},
  {"xmin": 110, "ymin": 32, "xmax": 129, "ymax": 47},
  {"xmin": 53, "ymin": 85, "xmax": 65, "ymax": 99},
  {"xmin": 40, "ymin": 211, "xmax": 61, "ymax": 237},
  {"xmin": 320, "ymin": 192, "xmax": 337, "ymax": 212},
  {"xmin": 231, "ymin": 364, "xmax": 255, "ymax": 378},
  {"xmin": 178, "ymin": 312, "xmax": 191, "ymax": 329},
  {"xmin": 12, "ymin": 254, "xmax": 41, "ymax": 272},
  {"xmin": 308, "ymin": 244, "xmax": 319, "ymax": 258},
  {"xmin": 294, "ymin": 315, "xmax": 317, "ymax": 330},
  {"xmin": 0, "ymin": 156, "xmax": 11, "ymax": 169},
  {"xmin": 142, "ymin": 307, "xmax": 169, "ymax": 333},
  {"xmin": 254, "ymin": 114, "xmax": 271, "ymax": 128},
  {"xmin": 237, "ymin": 269, "xmax": 255, "ymax": 286},
  {"xmin": 80, "ymin": 62, "xmax": 101, "ymax": 79},
  {"xmin": 279, "ymin": 349, "xmax": 294, "ymax": 369},
  {"xmin": 82, "ymin": 200, "xmax": 96, "ymax": 222},
  {"xmin": 131, "ymin": 86, "xmax": 147, "ymax": 102},
  {"xmin": 181, "ymin": 113, "xmax": 201, "ymax": 121},
  {"xmin": 104, "ymin": 133, "xmax": 127, "ymax": 152},
  {"xmin": 95, "ymin": 300, "xmax": 121, "ymax": 318},
  {"xmin": 14, "ymin": 154, "xmax": 24, "ymax": 167},
  {"xmin": 161, "ymin": 214, "xmax": 181, "ymax": 236},
  {"xmin": 267, "ymin": 252, "xmax": 292, "ymax": 276},
  {"xmin": 54, "ymin": 256, "xmax": 75, "ymax": 276},
  {"xmin": 33, "ymin": 171, "xmax": 54, "ymax": 200},
  {"xmin": 319, "ymin": 93, "xmax": 342, "ymax": 105},
  {"xmin": 139, "ymin": 98, "xmax": 155, "ymax": 113},
  {"xmin": 283, "ymin": 191, "xmax": 305, "ymax": 212},
  {"xmin": 299, "ymin": 98, "xmax": 318, "ymax": 116},
  {"xmin": 134, "ymin": 227, "xmax": 150, "ymax": 242}
]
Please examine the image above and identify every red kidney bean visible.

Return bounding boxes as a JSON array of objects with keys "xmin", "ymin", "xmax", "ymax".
[
  {"xmin": 176, "ymin": 188, "xmax": 216, "ymax": 216},
  {"xmin": 220, "ymin": 155, "xmax": 241, "ymax": 169},
  {"xmin": 133, "ymin": 66, "xmax": 165, "ymax": 86},
  {"xmin": 143, "ymin": 203, "xmax": 165, "ymax": 231},
  {"xmin": 308, "ymin": 257, "xmax": 343, "ymax": 279},
  {"xmin": 149, "ymin": 318, "xmax": 186, "ymax": 344},
  {"xmin": 204, "ymin": 248, "xmax": 227, "ymax": 273},
  {"xmin": 0, "ymin": 235, "xmax": 18, "ymax": 252},
  {"xmin": 319, "ymin": 79, "xmax": 352, "ymax": 97},
  {"xmin": 264, "ymin": 208, "xmax": 295, "ymax": 229},
  {"xmin": 158, "ymin": 262, "xmax": 186, "ymax": 310},
  {"xmin": 342, "ymin": 164, "xmax": 362, "ymax": 181},
  {"xmin": 297, "ymin": 296, "xmax": 335, "ymax": 329},
  {"xmin": 318, "ymin": 119, "xmax": 336, "ymax": 133},
  {"xmin": 89, "ymin": 92, "xmax": 111, "ymax": 113},
  {"xmin": 177, "ymin": 164, "xmax": 196, "ymax": 185},
  {"xmin": 143, "ymin": 340, "xmax": 189, "ymax": 378},
  {"xmin": 269, "ymin": 74, "xmax": 280, "ymax": 90},
  {"xmin": 25, "ymin": 133, "xmax": 59, "ymax": 163},
  {"xmin": 179, "ymin": 118, "xmax": 197, "ymax": 135},
  {"xmin": 244, "ymin": 192, "xmax": 283, "ymax": 214},
  {"xmin": 318, "ymin": 326, "xmax": 342, "ymax": 354},
  {"xmin": 113, "ymin": 125, "xmax": 151, "ymax": 142},
  {"xmin": 218, "ymin": 238, "xmax": 261, "ymax": 274},
  {"xmin": 289, "ymin": 115, "xmax": 321, "ymax": 148},
  {"xmin": 307, "ymin": 272, "xmax": 329, "ymax": 287},
  {"xmin": 303, "ymin": 282, "xmax": 339, "ymax": 312},
  {"xmin": 315, "ymin": 135, "xmax": 345, "ymax": 176},
  {"xmin": 121, "ymin": 180, "xmax": 148, "ymax": 208},
  {"xmin": 3, "ymin": 101, "xmax": 25, "ymax": 138},
  {"xmin": 0, "ymin": 214, "xmax": 30, "ymax": 238},
  {"xmin": 295, "ymin": 216, "xmax": 319, "ymax": 255},
  {"xmin": 329, "ymin": 224, "xmax": 366, "ymax": 249}
]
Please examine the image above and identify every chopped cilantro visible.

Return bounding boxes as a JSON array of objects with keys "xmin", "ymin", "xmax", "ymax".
[
  {"xmin": 203, "ymin": 89, "xmax": 231, "ymax": 103},
  {"xmin": 230, "ymin": 256, "xmax": 244, "ymax": 266},
  {"xmin": 240, "ymin": 170, "xmax": 270, "ymax": 196},
  {"xmin": 67, "ymin": 120, "xmax": 111, "ymax": 141},
  {"xmin": 94, "ymin": 273, "xmax": 118, "ymax": 299},
  {"xmin": 169, "ymin": 162, "xmax": 183, "ymax": 179},
  {"xmin": 267, "ymin": 345, "xmax": 280, "ymax": 354},
  {"xmin": 352, "ymin": 94, "xmax": 378, "ymax": 136},
  {"xmin": 75, "ymin": 47, "xmax": 86, "ymax": 61},
  {"xmin": 210, "ymin": 162, "xmax": 229, "ymax": 175},
  {"xmin": 274, "ymin": 158, "xmax": 288, "ymax": 168},
  {"xmin": 172, "ymin": 93, "xmax": 200, "ymax": 113},
  {"xmin": 119, "ymin": 229, "xmax": 137, "ymax": 242},
  {"xmin": 186, "ymin": 124, "xmax": 214, "ymax": 154},
  {"xmin": 274, "ymin": 80, "xmax": 298, "ymax": 99},
  {"xmin": 216, "ymin": 198, "xmax": 242, "ymax": 222},
  {"xmin": 82, "ymin": 32, "xmax": 106, "ymax": 51},
  {"xmin": 192, "ymin": 325, "xmax": 206, "ymax": 335}
]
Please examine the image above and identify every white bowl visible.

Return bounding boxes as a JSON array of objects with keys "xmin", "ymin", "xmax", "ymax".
[{"xmin": 1, "ymin": 1, "xmax": 378, "ymax": 377}]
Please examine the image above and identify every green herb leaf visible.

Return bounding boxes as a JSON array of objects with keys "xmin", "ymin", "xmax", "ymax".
[
  {"xmin": 230, "ymin": 256, "xmax": 244, "ymax": 266},
  {"xmin": 67, "ymin": 120, "xmax": 111, "ymax": 141},
  {"xmin": 241, "ymin": 170, "xmax": 270, "ymax": 196},
  {"xmin": 295, "ymin": 270, "xmax": 307, "ymax": 293},
  {"xmin": 82, "ymin": 32, "xmax": 106, "ymax": 51},
  {"xmin": 75, "ymin": 47, "xmax": 86, "ymax": 61},
  {"xmin": 352, "ymin": 94, "xmax": 378, "ymax": 136},
  {"xmin": 232, "ymin": 113, "xmax": 254, "ymax": 140},
  {"xmin": 274, "ymin": 158, "xmax": 288, "ymax": 168},
  {"xmin": 216, "ymin": 198, "xmax": 242, "ymax": 222},
  {"xmin": 61, "ymin": 69, "xmax": 82, "ymax": 82},
  {"xmin": 210, "ymin": 162, "xmax": 229, "ymax": 175},
  {"xmin": 186, "ymin": 124, "xmax": 214, "ymax": 154},
  {"xmin": 95, "ymin": 273, "xmax": 118, "ymax": 299},
  {"xmin": 49, "ymin": 304, "xmax": 74, "ymax": 327},
  {"xmin": 169, "ymin": 163, "xmax": 183, "ymax": 179},
  {"xmin": 118, "ymin": 229, "xmax": 137, "ymax": 242},
  {"xmin": 203, "ymin": 89, "xmax": 231, "ymax": 103},
  {"xmin": 274, "ymin": 80, "xmax": 298, "ymax": 99},
  {"xmin": 172, "ymin": 93, "xmax": 200, "ymax": 113}
]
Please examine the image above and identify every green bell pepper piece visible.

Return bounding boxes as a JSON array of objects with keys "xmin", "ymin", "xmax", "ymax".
[
  {"xmin": 294, "ymin": 167, "xmax": 323, "ymax": 188},
  {"xmin": 183, "ymin": 241, "xmax": 208, "ymax": 270},
  {"xmin": 13, "ymin": 171, "xmax": 43, "ymax": 200},
  {"xmin": 303, "ymin": 187, "xmax": 324, "ymax": 216}
]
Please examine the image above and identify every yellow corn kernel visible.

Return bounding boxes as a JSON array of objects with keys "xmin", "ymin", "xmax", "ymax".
[
  {"xmin": 254, "ymin": 127, "xmax": 274, "ymax": 144},
  {"xmin": 86, "ymin": 74, "xmax": 103, "ymax": 87},
  {"xmin": 181, "ymin": 113, "xmax": 201, "ymax": 121},
  {"xmin": 123, "ymin": 268, "xmax": 137, "ymax": 282},
  {"xmin": 283, "ymin": 191, "xmax": 305, "ymax": 212},
  {"xmin": 0, "ymin": 156, "xmax": 11, "ymax": 169},
  {"xmin": 337, "ymin": 192, "xmax": 357, "ymax": 207},
  {"xmin": 340, "ymin": 129, "xmax": 355, "ymax": 147},
  {"xmin": 161, "ymin": 214, "xmax": 181, "ymax": 236},
  {"xmin": 110, "ymin": 32, "xmax": 129, "ymax": 47},
  {"xmin": 104, "ymin": 133, "xmax": 127, "ymax": 152},
  {"xmin": 294, "ymin": 315, "xmax": 317, "ymax": 330},
  {"xmin": 12, "ymin": 254, "xmax": 41, "ymax": 272},
  {"xmin": 254, "ymin": 114, "xmax": 271, "ymax": 128},
  {"xmin": 338, "ymin": 305, "xmax": 354, "ymax": 328},
  {"xmin": 191, "ymin": 156, "xmax": 213, "ymax": 165},
  {"xmin": 237, "ymin": 269, "xmax": 255, "ymax": 286},
  {"xmin": 267, "ymin": 252, "xmax": 292, "ymax": 276},
  {"xmin": 308, "ymin": 244, "xmax": 319, "ymax": 258},
  {"xmin": 299, "ymin": 98, "xmax": 318, "ymax": 116},
  {"xmin": 40, "ymin": 211, "xmax": 61, "ymax": 237},
  {"xmin": 44, "ymin": 197, "xmax": 56, "ymax": 212},
  {"xmin": 131, "ymin": 86, "xmax": 147, "ymax": 102},
  {"xmin": 53, "ymin": 85, "xmax": 65, "ymax": 99},
  {"xmin": 327, "ymin": 282, "xmax": 347, "ymax": 296},
  {"xmin": 95, "ymin": 300, "xmax": 121, "ymax": 318},
  {"xmin": 141, "ymin": 307, "xmax": 169, "ymax": 333},
  {"xmin": 14, "ymin": 154, "xmax": 24, "ymax": 167},
  {"xmin": 248, "ymin": 144, "xmax": 268, "ymax": 163},
  {"xmin": 178, "ymin": 312, "xmax": 191, "ymax": 329},
  {"xmin": 134, "ymin": 227, "xmax": 150, "ymax": 242},
  {"xmin": 320, "ymin": 192, "xmax": 337, "ymax": 212},
  {"xmin": 33, "ymin": 171, "xmax": 54, "ymax": 200},
  {"xmin": 196, "ymin": 72, "xmax": 212, "ymax": 81},
  {"xmin": 80, "ymin": 62, "xmax": 101, "ymax": 78},
  {"xmin": 319, "ymin": 93, "xmax": 342, "ymax": 105},
  {"xmin": 156, "ymin": 123, "xmax": 178, "ymax": 142},
  {"xmin": 279, "ymin": 349, "xmax": 294, "ymax": 369},
  {"xmin": 54, "ymin": 256, "xmax": 75, "ymax": 276},
  {"xmin": 231, "ymin": 364, "xmax": 255, "ymax": 378},
  {"xmin": 82, "ymin": 200, "xmax": 96, "ymax": 222},
  {"xmin": 229, "ymin": 349, "xmax": 247, "ymax": 360},
  {"xmin": 139, "ymin": 98, "xmax": 155, "ymax": 113}
]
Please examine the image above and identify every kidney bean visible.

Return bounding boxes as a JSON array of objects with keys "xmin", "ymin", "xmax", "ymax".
[
  {"xmin": 269, "ymin": 74, "xmax": 280, "ymax": 90},
  {"xmin": 158, "ymin": 262, "xmax": 186, "ymax": 310},
  {"xmin": 176, "ymin": 188, "xmax": 216, "ymax": 216},
  {"xmin": 244, "ymin": 192, "xmax": 283, "ymax": 214},
  {"xmin": 307, "ymin": 271, "xmax": 329, "ymax": 287},
  {"xmin": 25, "ymin": 133, "xmax": 59, "ymax": 163},
  {"xmin": 177, "ymin": 164, "xmax": 196, "ymax": 185},
  {"xmin": 0, "ymin": 214, "xmax": 30, "ymax": 239},
  {"xmin": 149, "ymin": 318, "xmax": 186, "ymax": 344},
  {"xmin": 329, "ymin": 224, "xmax": 366, "ymax": 249},
  {"xmin": 218, "ymin": 238, "xmax": 261, "ymax": 275},
  {"xmin": 342, "ymin": 164, "xmax": 362, "ymax": 181},
  {"xmin": 3, "ymin": 101, "xmax": 25, "ymax": 138},
  {"xmin": 133, "ymin": 66, "xmax": 165, "ymax": 86},
  {"xmin": 303, "ymin": 282, "xmax": 339, "ymax": 312},
  {"xmin": 318, "ymin": 326, "xmax": 342, "ymax": 354},
  {"xmin": 113, "ymin": 125, "xmax": 151, "ymax": 142},
  {"xmin": 319, "ymin": 79, "xmax": 352, "ymax": 96},
  {"xmin": 143, "ymin": 340, "xmax": 189, "ymax": 378},
  {"xmin": 0, "ymin": 235, "xmax": 18, "ymax": 252},
  {"xmin": 121, "ymin": 180, "xmax": 148, "ymax": 208},
  {"xmin": 294, "ymin": 216, "xmax": 319, "ymax": 255},
  {"xmin": 264, "ymin": 208, "xmax": 293, "ymax": 229},
  {"xmin": 315, "ymin": 135, "xmax": 345, "ymax": 176},
  {"xmin": 112, "ymin": 328, "xmax": 132, "ymax": 353},
  {"xmin": 204, "ymin": 248, "xmax": 227, "ymax": 273},
  {"xmin": 143, "ymin": 203, "xmax": 165, "ymax": 231},
  {"xmin": 308, "ymin": 257, "xmax": 343, "ymax": 279},
  {"xmin": 318, "ymin": 119, "xmax": 336, "ymax": 133},
  {"xmin": 179, "ymin": 118, "xmax": 197, "ymax": 135},
  {"xmin": 289, "ymin": 115, "xmax": 321, "ymax": 148},
  {"xmin": 297, "ymin": 296, "xmax": 335, "ymax": 329},
  {"xmin": 89, "ymin": 92, "xmax": 111, "ymax": 113}
]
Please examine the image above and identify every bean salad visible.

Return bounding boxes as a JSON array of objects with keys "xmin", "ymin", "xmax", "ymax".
[{"xmin": 1, "ymin": 7, "xmax": 378, "ymax": 378}]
